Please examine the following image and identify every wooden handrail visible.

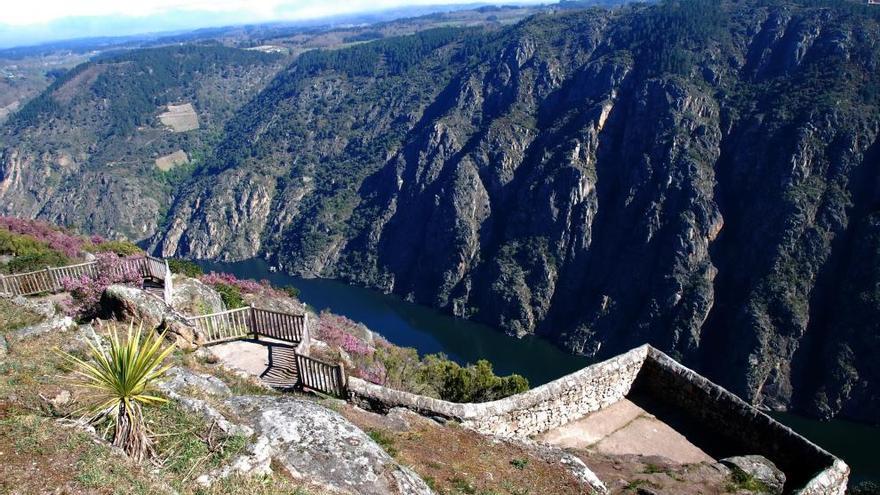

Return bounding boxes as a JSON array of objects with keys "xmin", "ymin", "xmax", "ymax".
[
  {"xmin": 0, "ymin": 255, "xmax": 170, "ymax": 297},
  {"xmin": 295, "ymin": 353, "xmax": 347, "ymax": 397}
]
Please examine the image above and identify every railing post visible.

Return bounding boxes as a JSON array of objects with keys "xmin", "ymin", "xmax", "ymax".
[
  {"xmin": 336, "ymin": 363, "xmax": 347, "ymax": 396},
  {"xmin": 294, "ymin": 353, "xmax": 304, "ymax": 389},
  {"xmin": 163, "ymin": 259, "xmax": 173, "ymax": 305},
  {"xmin": 300, "ymin": 312, "xmax": 311, "ymax": 355},
  {"xmin": 249, "ymin": 305, "xmax": 258, "ymax": 340},
  {"xmin": 0, "ymin": 274, "xmax": 7, "ymax": 296}
]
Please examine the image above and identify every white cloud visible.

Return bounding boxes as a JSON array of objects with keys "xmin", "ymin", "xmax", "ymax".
[{"xmin": 0, "ymin": 0, "xmax": 522, "ymax": 26}]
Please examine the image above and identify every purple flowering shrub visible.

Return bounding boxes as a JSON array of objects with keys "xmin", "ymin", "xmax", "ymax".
[
  {"xmin": 60, "ymin": 253, "xmax": 142, "ymax": 318},
  {"xmin": 314, "ymin": 312, "xmax": 389, "ymax": 384},
  {"xmin": 199, "ymin": 272, "xmax": 289, "ymax": 298},
  {"xmin": 0, "ymin": 216, "xmax": 88, "ymax": 259}
]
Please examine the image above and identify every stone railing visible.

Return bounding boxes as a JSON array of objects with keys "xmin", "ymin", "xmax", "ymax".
[
  {"xmin": 347, "ymin": 344, "xmax": 849, "ymax": 494},
  {"xmin": 349, "ymin": 345, "xmax": 650, "ymax": 437},
  {"xmin": 636, "ymin": 348, "xmax": 849, "ymax": 494}
]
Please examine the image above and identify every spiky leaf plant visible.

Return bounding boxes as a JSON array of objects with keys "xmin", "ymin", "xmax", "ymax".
[{"xmin": 58, "ymin": 322, "xmax": 174, "ymax": 461}]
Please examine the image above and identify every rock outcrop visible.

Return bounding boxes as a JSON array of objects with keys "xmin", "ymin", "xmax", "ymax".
[
  {"xmin": 100, "ymin": 284, "xmax": 204, "ymax": 349},
  {"xmin": 147, "ymin": 0, "xmax": 880, "ymax": 423},
  {"xmin": 223, "ymin": 396, "xmax": 435, "ymax": 495},
  {"xmin": 720, "ymin": 455, "xmax": 786, "ymax": 495},
  {"xmin": 158, "ymin": 366, "xmax": 435, "ymax": 494},
  {"xmin": 169, "ymin": 275, "xmax": 225, "ymax": 315}
]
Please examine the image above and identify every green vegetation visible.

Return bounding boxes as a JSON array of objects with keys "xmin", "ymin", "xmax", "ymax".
[
  {"xmin": 419, "ymin": 356, "xmax": 530, "ymax": 403},
  {"xmin": 376, "ymin": 343, "xmax": 529, "ymax": 402},
  {"xmin": 0, "ymin": 298, "xmax": 42, "ymax": 333},
  {"xmin": 150, "ymin": 402, "xmax": 248, "ymax": 479},
  {"xmin": 509, "ymin": 458, "xmax": 529, "ymax": 470},
  {"xmin": 89, "ymin": 239, "xmax": 143, "ymax": 256},
  {"xmin": 213, "ymin": 283, "xmax": 246, "ymax": 309},
  {"xmin": 281, "ymin": 285, "xmax": 301, "ymax": 299},
  {"xmin": 0, "ymin": 229, "xmax": 70, "ymax": 274},
  {"xmin": 168, "ymin": 258, "xmax": 204, "ymax": 277},
  {"xmin": 56, "ymin": 323, "xmax": 175, "ymax": 461},
  {"xmin": 725, "ymin": 469, "xmax": 772, "ymax": 493},
  {"xmin": 367, "ymin": 429, "xmax": 398, "ymax": 457},
  {"xmin": 11, "ymin": 44, "xmax": 278, "ymax": 136}
]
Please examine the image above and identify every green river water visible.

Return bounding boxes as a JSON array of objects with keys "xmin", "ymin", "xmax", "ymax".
[{"xmin": 199, "ymin": 258, "xmax": 879, "ymax": 486}]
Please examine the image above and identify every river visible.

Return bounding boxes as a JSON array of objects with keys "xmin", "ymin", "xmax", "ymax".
[{"xmin": 198, "ymin": 258, "xmax": 878, "ymax": 486}]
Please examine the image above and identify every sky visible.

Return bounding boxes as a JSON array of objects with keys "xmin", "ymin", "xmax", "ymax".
[{"xmin": 0, "ymin": 0, "xmax": 540, "ymax": 49}]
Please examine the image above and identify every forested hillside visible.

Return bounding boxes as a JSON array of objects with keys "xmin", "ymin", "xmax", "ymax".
[
  {"xmin": 0, "ymin": 44, "xmax": 282, "ymax": 240},
  {"xmin": 150, "ymin": 0, "xmax": 880, "ymax": 423}
]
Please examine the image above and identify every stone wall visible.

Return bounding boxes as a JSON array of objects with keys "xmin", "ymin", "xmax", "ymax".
[
  {"xmin": 347, "ymin": 344, "xmax": 849, "ymax": 494},
  {"xmin": 635, "ymin": 348, "xmax": 849, "ymax": 494},
  {"xmin": 349, "ymin": 345, "xmax": 649, "ymax": 437}
]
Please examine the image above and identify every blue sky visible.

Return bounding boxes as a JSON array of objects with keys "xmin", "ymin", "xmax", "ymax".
[{"xmin": 0, "ymin": 0, "xmax": 545, "ymax": 49}]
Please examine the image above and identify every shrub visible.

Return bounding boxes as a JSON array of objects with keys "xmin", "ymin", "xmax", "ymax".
[
  {"xmin": 60, "ymin": 253, "xmax": 141, "ymax": 318},
  {"xmin": 5, "ymin": 250, "xmax": 70, "ymax": 274},
  {"xmin": 0, "ymin": 216, "xmax": 84, "ymax": 258},
  {"xmin": 418, "ymin": 355, "xmax": 529, "ymax": 403},
  {"xmin": 213, "ymin": 283, "xmax": 246, "ymax": 309},
  {"xmin": 282, "ymin": 285, "xmax": 301, "ymax": 298},
  {"xmin": 56, "ymin": 322, "xmax": 174, "ymax": 461},
  {"xmin": 167, "ymin": 258, "xmax": 203, "ymax": 277},
  {"xmin": 0, "ymin": 229, "xmax": 70, "ymax": 273},
  {"xmin": 200, "ymin": 271, "xmax": 291, "ymax": 301},
  {"xmin": 89, "ymin": 239, "xmax": 143, "ymax": 256}
]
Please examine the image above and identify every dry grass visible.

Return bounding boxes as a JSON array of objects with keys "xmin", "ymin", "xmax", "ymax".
[
  {"xmin": 339, "ymin": 405, "xmax": 594, "ymax": 495},
  {"xmin": 0, "ymin": 297, "xmax": 43, "ymax": 334},
  {"xmin": 0, "ymin": 316, "xmax": 314, "ymax": 495}
]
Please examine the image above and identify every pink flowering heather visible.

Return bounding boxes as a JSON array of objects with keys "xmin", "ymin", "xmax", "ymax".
[
  {"xmin": 315, "ymin": 313, "xmax": 373, "ymax": 356},
  {"xmin": 0, "ymin": 216, "xmax": 87, "ymax": 258},
  {"xmin": 355, "ymin": 364, "xmax": 388, "ymax": 385},
  {"xmin": 60, "ymin": 253, "xmax": 142, "ymax": 318}
]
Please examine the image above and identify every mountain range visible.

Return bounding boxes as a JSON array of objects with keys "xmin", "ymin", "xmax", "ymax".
[{"xmin": 2, "ymin": 0, "xmax": 879, "ymax": 424}]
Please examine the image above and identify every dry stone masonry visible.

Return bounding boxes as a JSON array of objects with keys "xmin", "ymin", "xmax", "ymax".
[{"xmin": 348, "ymin": 345, "xmax": 849, "ymax": 494}]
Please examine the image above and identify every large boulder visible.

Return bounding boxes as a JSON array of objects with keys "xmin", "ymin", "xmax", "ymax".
[
  {"xmin": 221, "ymin": 396, "xmax": 435, "ymax": 495},
  {"xmin": 243, "ymin": 291, "xmax": 306, "ymax": 315},
  {"xmin": 720, "ymin": 455, "xmax": 786, "ymax": 495},
  {"xmin": 170, "ymin": 275, "xmax": 224, "ymax": 316},
  {"xmin": 100, "ymin": 284, "xmax": 204, "ymax": 350},
  {"xmin": 8, "ymin": 315, "xmax": 76, "ymax": 343}
]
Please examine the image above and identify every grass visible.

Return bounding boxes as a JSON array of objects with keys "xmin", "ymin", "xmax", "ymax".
[
  {"xmin": 340, "ymin": 406, "xmax": 591, "ymax": 495},
  {"xmin": 726, "ymin": 469, "xmax": 772, "ymax": 493},
  {"xmin": 0, "ymin": 307, "xmax": 313, "ymax": 494},
  {"xmin": 367, "ymin": 429, "xmax": 398, "ymax": 457},
  {"xmin": 149, "ymin": 402, "xmax": 249, "ymax": 483},
  {"xmin": 0, "ymin": 297, "xmax": 42, "ymax": 334}
]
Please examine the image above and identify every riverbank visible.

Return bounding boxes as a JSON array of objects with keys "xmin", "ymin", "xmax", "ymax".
[{"xmin": 198, "ymin": 258, "xmax": 879, "ymax": 487}]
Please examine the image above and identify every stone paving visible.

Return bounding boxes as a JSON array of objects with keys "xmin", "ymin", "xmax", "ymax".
[
  {"xmin": 537, "ymin": 398, "xmax": 714, "ymax": 464},
  {"xmin": 209, "ymin": 338, "xmax": 299, "ymax": 388}
]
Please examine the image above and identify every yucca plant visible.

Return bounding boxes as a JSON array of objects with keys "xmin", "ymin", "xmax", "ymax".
[{"xmin": 58, "ymin": 322, "xmax": 174, "ymax": 461}]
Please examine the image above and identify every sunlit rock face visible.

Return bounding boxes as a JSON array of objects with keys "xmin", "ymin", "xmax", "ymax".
[{"xmin": 39, "ymin": 1, "xmax": 873, "ymax": 423}]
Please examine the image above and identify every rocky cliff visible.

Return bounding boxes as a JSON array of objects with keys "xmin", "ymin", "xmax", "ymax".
[
  {"xmin": 0, "ymin": 45, "xmax": 281, "ymax": 241},
  {"xmin": 8, "ymin": 0, "xmax": 880, "ymax": 424}
]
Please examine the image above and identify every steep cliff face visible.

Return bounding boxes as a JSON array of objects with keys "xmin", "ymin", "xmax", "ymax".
[
  {"xmin": 0, "ymin": 46, "xmax": 281, "ymax": 241},
  {"xmin": 155, "ymin": 0, "xmax": 880, "ymax": 422}
]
